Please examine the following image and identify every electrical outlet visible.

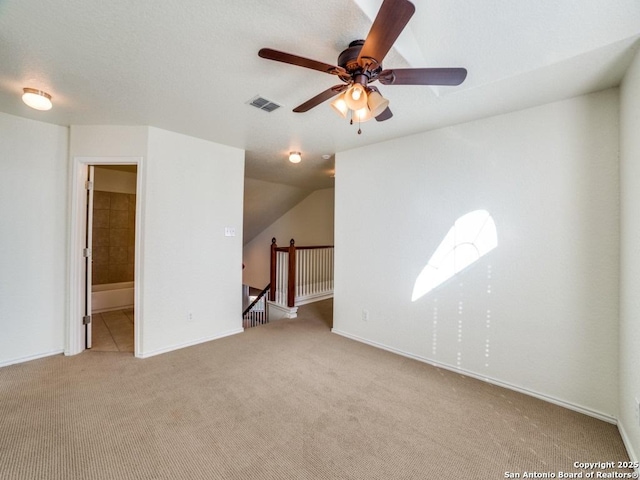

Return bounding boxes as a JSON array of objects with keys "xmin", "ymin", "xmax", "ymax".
[
  {"xmin": 362, "ymin": 310, "xmax": 369, "ymax": 322},
  {"xmin": 187, "ymin": 312, "xmax": 194, "ymax": 323}
]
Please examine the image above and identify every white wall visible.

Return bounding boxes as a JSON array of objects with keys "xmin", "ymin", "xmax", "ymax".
[
  {"xmin": 334, "ymin": 89, "xmax": 620, "ymax": 420},
  {"xmin": 619, "ymin": 48, "xmax": 640, "ymax": 462},
  {"xmin": 70, "ymin": 125, "xmax": 149, "ymax": 157},
  {"xmin": 0, "ymin": 113, "xmax": 69, "ymax": 366},
  {"xmin": 70, "ymin": 125, "xmax": 245, "ymax": 357},
  {"xmin": 242, "ymin": 188, "xmax": 334, "ymax": 288},
  {"xmin": 143, "ymin": 127, "xmax": 245, "ymax": 356}
]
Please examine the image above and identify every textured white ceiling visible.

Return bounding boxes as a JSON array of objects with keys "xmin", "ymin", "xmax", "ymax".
[{"xmin": 1, "ymin": 0, "xmax": 639, "ymax": 191}]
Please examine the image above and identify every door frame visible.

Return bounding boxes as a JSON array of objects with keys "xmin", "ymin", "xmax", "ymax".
[
  {"xmin": 85, "ymin": 165, "xmax": 95, "ymax": 349},
  {"xmin": 67, "ymin": 156, "xmax": 145, "ymax": 357}
]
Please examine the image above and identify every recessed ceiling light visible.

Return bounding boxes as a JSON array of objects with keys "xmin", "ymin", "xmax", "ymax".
[
  {"xmin": 22, "ymin": 88, "xmax": 52, "ymax": 111},
  {"xmin": 322, "ymin": 154, "xmax": 331, "ymax": 160},
  {"xmin": 289, "ymin": 151, "xmax": 301, "ymax": 164}
]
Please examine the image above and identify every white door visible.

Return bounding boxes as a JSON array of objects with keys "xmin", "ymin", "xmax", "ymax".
[{"xmin": 84, "ymin": 166, "xmax": 95, "ymax": 348}]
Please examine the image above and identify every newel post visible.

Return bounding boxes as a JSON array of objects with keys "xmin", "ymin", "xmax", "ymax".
[
  {"xmin": 269, "ymin": 238, "xmax": 277, "ymax": 301},
  {"xmin": 287, "ymin": 239, "xmax": 296, "ymax": 307}
]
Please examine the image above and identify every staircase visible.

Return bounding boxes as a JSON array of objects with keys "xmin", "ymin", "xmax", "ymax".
[
  {"xmin": 242, "ymin": 238, "xmax": 334, "ymax": 327},
  {"xmin": 242, "ymin": 284, "xmax": 270, "ymax": 328}
]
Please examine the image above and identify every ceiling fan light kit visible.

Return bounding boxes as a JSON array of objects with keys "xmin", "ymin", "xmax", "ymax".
[
  {"xmin": 344, "ymin": 82, "xmax": 368, "ymax": 110},
  {"xmin": 258, "ymin": 0, "xmax": 467, "ymax": 135},
  {"xmin": 366, "ymin": 88, "xmax": 389, "ymax": 117},
  {"xmin": 330, "ymin": 93, "xmax": 349, "ymax": 118},
  {"xmin": 354, "ymin": 107, "xmax": 374, "ymax": 123}
]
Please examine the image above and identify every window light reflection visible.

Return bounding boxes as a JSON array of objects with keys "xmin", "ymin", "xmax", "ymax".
[{"xmin": 412, "ymin": 210, "xmax": 497, "ymax": 301}]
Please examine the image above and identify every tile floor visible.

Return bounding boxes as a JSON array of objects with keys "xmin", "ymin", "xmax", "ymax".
[{"xmin": 91, "ymin": 308, "xmax": 134, "ymax": 352}]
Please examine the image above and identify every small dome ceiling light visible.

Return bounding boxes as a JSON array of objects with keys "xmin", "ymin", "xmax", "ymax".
[
  {"xmin": 289, "ymin": 151, "xmax": 302, "ymax": 164},
  {"xmin": 22, "ymin": 88, "xmax": 53, "ymax": 111}
]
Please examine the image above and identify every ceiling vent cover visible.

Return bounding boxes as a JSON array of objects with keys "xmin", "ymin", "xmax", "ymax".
[{"xmin": 248, "ymin": 95, "xmax": 281, "ymax": 113}]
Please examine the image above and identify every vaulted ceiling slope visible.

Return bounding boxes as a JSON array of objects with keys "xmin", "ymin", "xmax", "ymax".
[
  {"xmin": 243, "ymin": 179, "xmax": 314, "ymax": 245},
  {"xmin": 1, "ymin": 0, "xmax": 639, "ymax": 191}
]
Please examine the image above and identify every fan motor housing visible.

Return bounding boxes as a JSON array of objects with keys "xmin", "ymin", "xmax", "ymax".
[
  {"xmin": 338, "ymin": 40, "xmax": 367, "ymax": 73},
  {"xmin": 338, "ymin": 40, "xmax": 382, "ymax": 82}
]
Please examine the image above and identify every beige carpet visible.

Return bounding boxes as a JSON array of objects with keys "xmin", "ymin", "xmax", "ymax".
[{"xmin": 0, "ymin": 299, "xmax": 631, "ymax": 479}]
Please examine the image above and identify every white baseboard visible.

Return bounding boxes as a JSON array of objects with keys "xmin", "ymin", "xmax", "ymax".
[
  {"xmin": 0, "ymin": 349, "xmax": 65, "ymax": 369},
  {"xmin": 331, "ymin": 328, "xmax": 617, "ymax": 425},
  {"xmin": 618, "ymin": 420, "xmax": 639, "ymax": 474},
  {"xmin": 137, "ymin": 328, "xmax": 244, "ymax": 359}
]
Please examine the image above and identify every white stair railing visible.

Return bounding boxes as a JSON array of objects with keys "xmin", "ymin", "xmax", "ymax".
[
  {"xmin": 269, "ymin": 238, "xmax": 334, "ymax": 309},
  {"xmin": 295, "ymin": 246, "xmax": 334, "ymax": 304},
  {"xmin": 275, "ymin": 251, "xmax": 288, "ymax": 306}
]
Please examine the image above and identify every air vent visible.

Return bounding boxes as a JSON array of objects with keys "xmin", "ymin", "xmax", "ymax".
[{"xmin": 247, "ymin": 95, "xmax": 281, "ymax": 113}]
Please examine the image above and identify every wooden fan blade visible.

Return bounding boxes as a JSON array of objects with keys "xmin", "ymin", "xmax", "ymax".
[
  {"xmin": 259, "ymin": 48, "xmax": 346, "ymax": 76},
  {"xmin": 379, "ymin": 68, "xmax": 468, "ymax": 86},
  {"xmin": 375, "ymin": 107, "xmax": 393, "ymax": 122},
  {"xmin": 293, "ymin": 85, "xmax": 348, "ymax": 113},
  {"xmin": 357, "ymin": 0, "xmax": 415, "ymax": 68}
]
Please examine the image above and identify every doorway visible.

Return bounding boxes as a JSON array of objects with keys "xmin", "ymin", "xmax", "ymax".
[
  {"xmin": 67, "ymin": 156, "xmax": 144, "ymax": 357},
  {"xmin": 89, "ymin": 165, "xmax": 138, "ymax": 352}
]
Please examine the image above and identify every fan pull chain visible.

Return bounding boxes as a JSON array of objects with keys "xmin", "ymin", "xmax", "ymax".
[{"xmin": 347, "ymin": 109, "xmax": 362, "ymax": 134}]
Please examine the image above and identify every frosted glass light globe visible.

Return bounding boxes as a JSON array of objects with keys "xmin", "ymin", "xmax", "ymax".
[{"xmin": 22, "ymin": 88, "xmax": 52, "ymax": 111}]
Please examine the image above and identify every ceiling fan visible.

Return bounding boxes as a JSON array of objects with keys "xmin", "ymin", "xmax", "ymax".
[{"xmin": 258, "ymin": 0, "xmax": 467, "ymax": 133}]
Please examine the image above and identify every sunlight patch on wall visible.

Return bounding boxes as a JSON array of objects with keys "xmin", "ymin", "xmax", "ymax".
[{"xmin": 412, "ymin": 210, "xmax": 497, "ymax": 302}]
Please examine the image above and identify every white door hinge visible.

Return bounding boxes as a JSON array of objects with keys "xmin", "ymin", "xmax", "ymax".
[
  {"xmin": 82, "ymin": 248, "xmax": 91, "ymax": 258},
  {"xmin": 82, "ymin": 315, "xmax": 91, "ymax": 325},
  {"xmin": 85, "ymin": 180, "xmax": 93, "ymax": 190}
]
